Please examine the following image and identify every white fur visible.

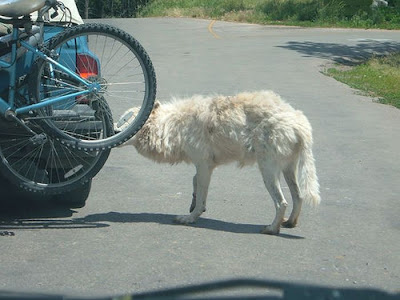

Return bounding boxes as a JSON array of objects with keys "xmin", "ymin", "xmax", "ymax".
[{"xmin": 117, "ymin": 91, "xmax": 320, "ymax": 235}]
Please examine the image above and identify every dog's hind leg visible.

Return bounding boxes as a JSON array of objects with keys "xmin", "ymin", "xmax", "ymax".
[
  {"xmin": 175, "ymin": 163, "xmax": 213, "ymax": 224},
  {"xmin": 258, "ymin": 157, "xmax": 288, "ymax": 235},
  {"xmin": 282, "ymin": 163, "xmax": 303, "ymax": 228},
  {"xmin": 190, "ymin": 174, "xmax": 197, "ymax": 213},
  {"xmin": 189, "ymin": 174, "xmax": 207, "ymax": 213}
]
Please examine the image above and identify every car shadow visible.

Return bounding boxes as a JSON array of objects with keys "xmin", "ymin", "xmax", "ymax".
[
  {"xmin": 277, "ymin": 40, "xmax": 400, "ymax": 65},
  {"xmin": 79, "ymin": 212, "xmax": 305, "ymax": 239},
  {"xmin": 1, "ymin": 198, "xmax": 73, "ymax": 218},
  {"xmin": 0, "ymin": 199, "xmax": 109, "ymax": 233}
]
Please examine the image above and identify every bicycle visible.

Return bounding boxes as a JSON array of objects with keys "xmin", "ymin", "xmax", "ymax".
[{"xmin": 0, "ymin": 0, "xmax": 156, "ymax": 194}]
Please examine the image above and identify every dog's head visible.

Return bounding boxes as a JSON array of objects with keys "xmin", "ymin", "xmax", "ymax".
[{"xmin": 114, "ymin": 101, "xmax": 161, "ymax": 133}]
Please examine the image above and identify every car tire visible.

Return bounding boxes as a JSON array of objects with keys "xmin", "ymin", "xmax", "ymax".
[{"xmin": 52, "ymin": 179, "xmax": 92, "ymax": 209}]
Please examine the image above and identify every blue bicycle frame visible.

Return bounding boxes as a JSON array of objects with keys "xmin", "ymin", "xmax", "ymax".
[{"xmin": 0, "ymin": 26, "xmax": 100, "ymax": 117}]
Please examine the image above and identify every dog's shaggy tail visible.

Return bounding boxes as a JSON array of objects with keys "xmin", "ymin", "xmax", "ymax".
[
  {"xmin": 262, "ymin": 107, "xmax": 320, "ymax": 207},
  {"xmin": 289, "ymin": 110, "xmax": 320, "ymax": 207},
  {"xmin": 297, "ymin": 145, "xmax": 320, "ymax": 206}
]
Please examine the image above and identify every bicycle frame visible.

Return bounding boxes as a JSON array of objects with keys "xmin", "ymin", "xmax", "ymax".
[{"xmin": 0, "ymin": 26, "xmax": 100, "ymax": 117}]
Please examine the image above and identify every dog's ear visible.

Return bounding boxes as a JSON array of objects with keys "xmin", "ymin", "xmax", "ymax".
[
  {"xmin": 153, "ymin": 100, "xmax": 161, "ymax": 109},
  {"xmin": 148, "ymin": 101, "xmax": 161, "ymax": 118}
]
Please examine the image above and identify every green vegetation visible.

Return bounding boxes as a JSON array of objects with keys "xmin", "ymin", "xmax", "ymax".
[
  {"xmin": 138, "ymin": 0, "xmax": 400, "ymax": 29},
  {"xmin": 326, "ymin": 54, "xmax": 400, "ymax": 108}
]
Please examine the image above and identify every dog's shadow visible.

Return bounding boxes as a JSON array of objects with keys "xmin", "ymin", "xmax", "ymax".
[{"xmin": 79, "ymin": 212, "xmax": 304, "ymax": 239}]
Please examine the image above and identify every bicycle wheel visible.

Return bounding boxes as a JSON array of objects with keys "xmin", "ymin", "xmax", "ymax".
[
  {"xmin": 32, "ymin": 23, "xmax": 156, "ymax": 150},
  {"xmin": 0, "ymin": 121, "xmax": 110, "ymax": 194}
]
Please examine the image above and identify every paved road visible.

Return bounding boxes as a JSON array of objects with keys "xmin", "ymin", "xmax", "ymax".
[{"xmin": 1, "ymin": 18, "xmax": 399, "ymax": 297}]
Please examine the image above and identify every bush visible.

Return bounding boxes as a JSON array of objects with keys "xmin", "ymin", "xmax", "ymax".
[
  {"xmin": 257, "ymin": 0, "xmax": 320, "ymax": 21},
  {"xmin": 255, "ymin": 0, "xmax": 400, "ymax": 26},
  {"xmin": 219, "ymin": 0, "xmax": 246, "ymax": 13},
  {"xmin": 318, "ymin": 0, "xmax": 346, "ymax": 22},
  {"xmin": 342, "ymin": 0, "xmax": 372, "ymax": 17}
]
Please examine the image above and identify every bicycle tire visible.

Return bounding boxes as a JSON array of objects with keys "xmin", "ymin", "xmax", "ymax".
[
  {"xmin": 32, "ymin": 23, "xmax": 156, "ymax": 150},
  {"xmin": 0, "ymin": 124, "xmax": 111, "ymax": 194}
]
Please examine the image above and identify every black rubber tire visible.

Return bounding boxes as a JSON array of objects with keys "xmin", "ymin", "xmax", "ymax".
[
  {"xmin": 53, "ymin": 179, "xmax": 92, "ymax": 208},
  {"xmin": 0, "ymin": 171, "xmax": 90, "ymax": 208},
  {"xmin": 32, "ymin": 23, "xmax": 156, "ymax": 151}
]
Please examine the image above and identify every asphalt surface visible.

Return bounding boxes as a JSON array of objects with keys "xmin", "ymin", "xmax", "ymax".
[{"xmin": 1, "ymin": 18, "xmax": 399, "ymax": 298}]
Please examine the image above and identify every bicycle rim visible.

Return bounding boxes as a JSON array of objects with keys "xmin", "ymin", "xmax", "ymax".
[{"xmin": 33, "ymin": 24, "xmax": 156, "ymax": 150}]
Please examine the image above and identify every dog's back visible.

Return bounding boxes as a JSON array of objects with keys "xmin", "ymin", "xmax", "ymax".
[
  {"xmin": 131, "ymin": 91, "xmax": 313, "ymax": 166},
  {"xmin": 161, "ymin": 91, "xmax": 310, "ymax": 166}
]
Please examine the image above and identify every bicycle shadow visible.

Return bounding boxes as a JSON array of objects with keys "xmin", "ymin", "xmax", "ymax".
[
  {"xmin": 277, "ymin": 40, "xmax": 400, "ymax": 66},
  {"xmin": 79, "ymin": 212, "xmax": 304, "ymax": 239}
]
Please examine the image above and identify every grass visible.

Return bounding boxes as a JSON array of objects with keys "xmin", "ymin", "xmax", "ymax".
[
  {"xmin": 138, "ymin": 0, "xmax": 400, "ymax": 29},
  {"xmin": 326, "ymin": 53, "xmax": 400, "ymax": 108},
  {"xmin": 138, "ymin": 0, "xmax": 259, "ymax": 21}
]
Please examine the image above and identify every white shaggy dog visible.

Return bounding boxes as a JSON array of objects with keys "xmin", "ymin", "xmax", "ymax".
[{"xmin": 117, "ymin": 91, "xmax": 320, "ymax": 235}]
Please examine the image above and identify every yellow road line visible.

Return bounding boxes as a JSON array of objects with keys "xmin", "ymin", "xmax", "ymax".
[{"xmin": 208, "ymin": 20, "xmax": 221, "ymax": 39}]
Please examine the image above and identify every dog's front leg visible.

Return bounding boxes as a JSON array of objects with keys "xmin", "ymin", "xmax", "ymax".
[{"xmin": 175, "ymin": 163, "xmax": 212, "ymax": 224}]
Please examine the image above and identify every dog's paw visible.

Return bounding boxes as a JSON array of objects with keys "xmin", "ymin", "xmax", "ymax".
[
  {"xmin": 282, "ymin": 218, "xmax": 297, "ymax": 228},
  {"xmin": 174, "ymin": 215, "xmax": 197, "ymax": 225},
  {"xmin": 260, "ymin": 225, "xmax": 280, "ymax": 235},
  {"xmin": 189, "ymin": 206, "xmax": 206, "ymax": 213}
]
